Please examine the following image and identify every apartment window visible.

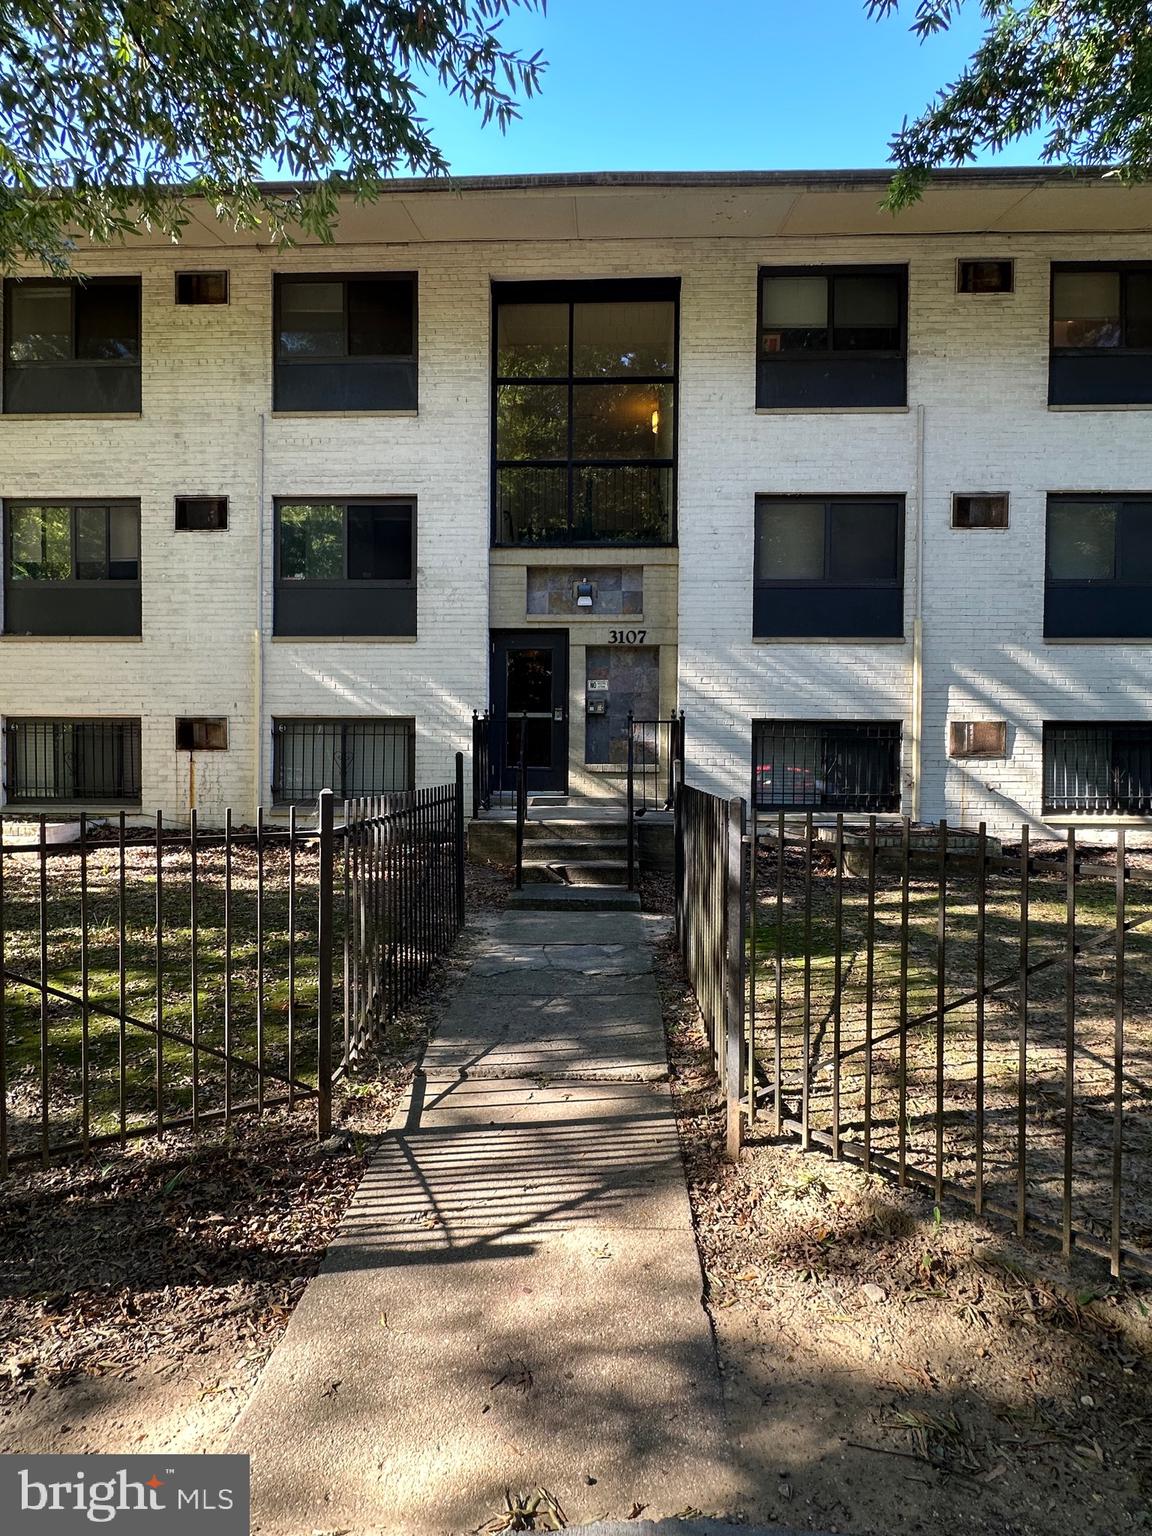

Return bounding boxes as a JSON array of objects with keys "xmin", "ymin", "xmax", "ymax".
[
  {"xmin": 273, "ymin": 274, "xmax": 417, "ymax": 411},
  {"xmin": 3, "ymin": 718, "xmax": 142, "ymax": 804},
  {"xmin": 3, "ymin": 278, "xmax": 141, "ymax": 414},
  {"xmin": 1045, "ymin": 494, "xmax": 1152, "ymax": 639},
  {"xmin": 176, "ymin": 718, "xmax": 228, "ymax": 751},
  {"xmin": 1043, "ymin": 722, "xmax": 1152, "ymax": 815},
  {"xmin": 754, "ymin": 495, "xmax": 904, "ymax": 638},
  {"xmin": 753, "ymin": 720, "xmax": 902, "ymax": 812},
  {"xmin": 493, "ymin": 278, "xmax": 678, "ymax": 546},
  {"xmin": 271, "ymin": 718, "xmax": 415, "ymax": 803},
  {"xmin": 757, "ymin": 266, "xmax": 907, "ymax": 409},
  {"xmin": 953, "ymin": 493, "xmax": 1009, "ymax": 529},
  {"xmin": 176, "ymin": 271, "xmax": 228, "ymax": 305},
  {"xmin": 957, "ymin": 260, "xmax": 1014, "ymax": 294},
  {"xmin": 175, "ymin": 496, "xmax": 228, "ymax": 531},
  {"xmin": 4, "ymin": 500, "xmax": 141, "ymax": 636},
  {"xmin": 273, "ymin": 498, "xmax": 416, "ymax": 636},
  {"xmin": 1050, "ymin": 264, "xmax": 1152, "ymax": 405}
]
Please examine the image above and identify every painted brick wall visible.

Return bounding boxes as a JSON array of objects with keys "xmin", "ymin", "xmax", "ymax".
[{"xmin": 1, "ymin": 230, "xmax": 1150, "ymax": 835}]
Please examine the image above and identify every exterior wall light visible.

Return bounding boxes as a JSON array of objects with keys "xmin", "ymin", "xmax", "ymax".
[{"xmin": 575, "ymin": 580, "xmax": 596, "ymax": 609}]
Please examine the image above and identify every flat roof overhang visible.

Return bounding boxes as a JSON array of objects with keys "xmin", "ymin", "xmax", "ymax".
[{"xmin": 71, "ymin": 167, "xmax": 1152, "ymax": 249}]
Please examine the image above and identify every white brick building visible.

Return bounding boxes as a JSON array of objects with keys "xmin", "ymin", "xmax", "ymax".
[{"xmin": 1, "ymin": 169, "xmax": 1150, "ymax": 837}]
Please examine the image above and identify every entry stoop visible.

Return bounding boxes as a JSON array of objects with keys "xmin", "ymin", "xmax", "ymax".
[{"xmin": 509, "ymin": 805, "xmax": 641, "ymax": 911}]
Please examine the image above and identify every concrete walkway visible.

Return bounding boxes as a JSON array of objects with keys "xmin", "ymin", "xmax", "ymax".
[{"xmin": 228, "ymin": 909, "xmax": 737, "ymax": 1535}]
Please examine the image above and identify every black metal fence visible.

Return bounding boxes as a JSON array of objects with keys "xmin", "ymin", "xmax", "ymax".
[
  {"xmin": 675, "ymin": 784, "xmax": 1152, "ymax": 1279},
  {"xmin": 0, "ymin": 760, "xmax": 466, "ymax": 1171}
]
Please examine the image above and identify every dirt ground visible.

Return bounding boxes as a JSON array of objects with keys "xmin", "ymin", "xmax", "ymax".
[{"xmin": 657, "ymin": 931, "xmax": 1152, "ymax": 1535}]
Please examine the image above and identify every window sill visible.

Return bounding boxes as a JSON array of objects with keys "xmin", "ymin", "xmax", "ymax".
[
  {"xmin": 1047, "ymin": 404, "xmax": 1152, "ymax": 413},
  {"xmin": 755, "ymin": 406, "xmax": 910, "ymax": 416},
  {"xmin": 2, "ymin": 805, "xmax": 143, "ymax": 818},
  {"xmin": 1, "ymin": 412, "xmax": 142, "ymax": 421},
  {"xmin": 270, "ymin": 409, "xmax": 419, "ymax": 420},
  {"xmin": 270, "ymin": 634, "xmax": 417, "ymax": 644},
  {"xmin": 753, "ymin": 635, "xmax": 907, "ymax": 645},
  {"xmin": 526, "ymin": 612, "xmax": 646, "ymax": 624},
  {"xmin": 0, "ymin": 633, "xmax": 142, "ymax": 643},
  {"xmin": 1043, "ymin": 636, "xmax": 1152, "ymax": 645},
  {"xmin": 1044, "ymin": 814, "xmax": 1152, "ymax": 827}
]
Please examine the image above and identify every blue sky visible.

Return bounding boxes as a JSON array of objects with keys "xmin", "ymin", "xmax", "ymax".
[{"xmin": 414, "ymin": 0, "xmax": 1047, "ymax": 175}]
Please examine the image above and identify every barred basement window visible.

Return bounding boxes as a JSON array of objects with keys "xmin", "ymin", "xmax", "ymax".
[
  {"xmin": 1043, "ymin": 722, "xmax": 1152, "ymax": 815},
  {"xmin": 952, "ymin": 494, "xmax": 1009, "ymax": 529},
  {"xmin": 3, "ymin": 718, "xmax": 142, "ymax": 804},
  {"xmin": 949, "ymin": 721, "xmax": 1007, "ymax": 759},
  {"xmin": 175, "ymin": 496, "xmax": 228, "ymax": 531},
  {"xmin": 752, "ymin": 720, "xmax": 901, "ymax": 812},
  {"xmin": 271, "ymin": 718, "xmax": 415, "ymax": 804},
  {"xmin": 176, "ymin": 718, "xmax": 228, "ymax": 751},
  {"xmin": 176, "ymin": 271, "xmax": 229, "ymax": 305},
  {"xmin": 957, "ymin": 260, "xmax": 1014, "ymax": 294}
]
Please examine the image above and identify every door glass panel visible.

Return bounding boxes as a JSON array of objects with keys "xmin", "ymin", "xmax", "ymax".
[
  {"xmin": 506, "ymin": 647, "xmax": 553, "ymax": 714},
  {"xmin": 496, "ymin": 303, "xmax": 568, "ymax": 377},
  {"xmin": 572, "ymin": 382, "xmax": 673, "ymax": 458},
  {"xmin": 756, "ymin": 500, "xmax": 825, "ymax": 580},
  {"xmin": 1052, "ymin": 271, "xmax": 1122, "ymax": 347},
  {"xmin": 573, "ymin": 301, "xmax": 675, "ymax": 376},
  {"xmin": 1048, "ymin": 500, "xmax": 1117, "ymax": 579},
  {"xmin": 506, "ymin": 716, "xmax": 552, "ymax": 770},
  {"xmin": 8, "ymin": 284, "xmax": 71, "ymax": 361},
  {"xmin": 75, "ymin": 506, "xmax": 107, "ymax": 579},
  {"xmin": 495, "ymin": 383, "xmax": 568, "ymax": 459}
]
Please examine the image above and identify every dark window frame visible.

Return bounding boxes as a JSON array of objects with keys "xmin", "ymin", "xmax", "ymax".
[
  {"xmin": 272, "ymin": 496, "xmax": 417, "ymax": 638},
  {"xmin": 175, "ymin": 271, "xmax": 229, "ymax": 305},
  {"xmin": 756, "ymin": 263, "xmax": 908, "ymax": 409},
  {"xmin": 491, "ymin": 277, "xmax": 680, "ymax": 549},
  {"xmin": 754, "ymin": 494, "xmax": 905, "ymax": 588},
  {"xmin": 2, "ymin": 276, "xmax": 142, "ymax": 414},
  {"xmin": 272, "ymin": 271, "xmax": 418, "ymax": 411},
  {"xmin": 1050, "ymin": 261, "xmax": 1152, "ymax": 355},
  {"xmin": 1043, "ymin": 721, "xmax": 1152, "ymax": 816},
  {"xmin": 1044, "ymin": 492, "xmax": 1152, "ymax": 638},
  {"xmin": 270, "ymin": 716, "xmax": 417, "ymax": 804},
  {"xmin": 3, "ymin": 717, "xmax": 142, "ymax": 805},
  {"xmin": 752, "ymin": 718, "xmax": 903, "ymax": 813}
]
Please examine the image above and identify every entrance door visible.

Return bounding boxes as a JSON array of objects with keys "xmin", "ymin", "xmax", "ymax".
[{"xmin": 490, "ymin": 630, "xmax": 569, "ymax": 793}]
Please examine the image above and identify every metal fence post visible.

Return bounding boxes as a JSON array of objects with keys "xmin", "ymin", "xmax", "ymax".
[
  {"xmin": 316, "ymin": 788, "xmax": 335, "ymax": 1138},
  {"xmin": 471, "ymin": 712, "xmax": 481, "ymax": 821},
  {"xmin": 626, "ymin": 716, "xmax": 636, "ymax": 891},
  {"xmin": 726, "ymin": 795, "xmax": 747, "ymax": 1162},
  {"xmin": 672, "ymin": 756, "xmax": 684, "ymax": 949},
  {"xmin": 455, "ymin": 751, "xmax": 467, "ymax": 928}
]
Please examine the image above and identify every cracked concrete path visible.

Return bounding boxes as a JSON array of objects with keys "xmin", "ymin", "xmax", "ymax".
[{"xmin": 228, "ymin": 909, "xmax": 737, "ymax": 1535}]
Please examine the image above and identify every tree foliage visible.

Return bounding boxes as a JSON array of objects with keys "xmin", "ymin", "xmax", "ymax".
[
  {"xmin": 871, "ymin": 0, "xmax": 1152, "ymax": 206},
  {"xmin": 0, "ymin": 1, "xmax": 547, "ymax": 271}
]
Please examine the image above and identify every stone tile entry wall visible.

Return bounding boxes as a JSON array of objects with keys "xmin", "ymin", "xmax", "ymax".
[{"xmin": 526, "ymin": 567, "xmax": 643, "ymax": 617}]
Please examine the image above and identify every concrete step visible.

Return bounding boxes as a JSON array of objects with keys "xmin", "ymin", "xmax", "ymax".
[
  {"xmin": 522, "ymin": 818, "xmax": 629, "ymax": 841},
  {"xmin": 523, "ymin": 838, "xmax": 628, "ymax": 862},
  {"xmin": 522, "ymin": 858, "xmax": 630, "ymax": 887},
  {"xmin": 505, "ymin": 885, "xmax": 641, "ymax": 912}
]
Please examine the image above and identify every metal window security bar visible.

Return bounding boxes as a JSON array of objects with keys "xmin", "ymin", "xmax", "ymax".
[
  {"xmin": 752, "ymin": 719, "xmax": 901, "ymax": 812},
  {"xmin": 272, "ymin": 718, "xmax": 415, "ymax": 804},
  {"xmin": 0, "ymin": 765, "xmax": 466, "ymax": 1171},
  {"xmin": 676, "ymin": 784, "xmax": 1152, "ymax": 1280},
  {"xmin": 4, "ymin": 719, "xmax": 141, "ymax": 804},
  {"xmin": 1044, "ymin": 722, "xmax": 1152, "ymax": 814}
]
